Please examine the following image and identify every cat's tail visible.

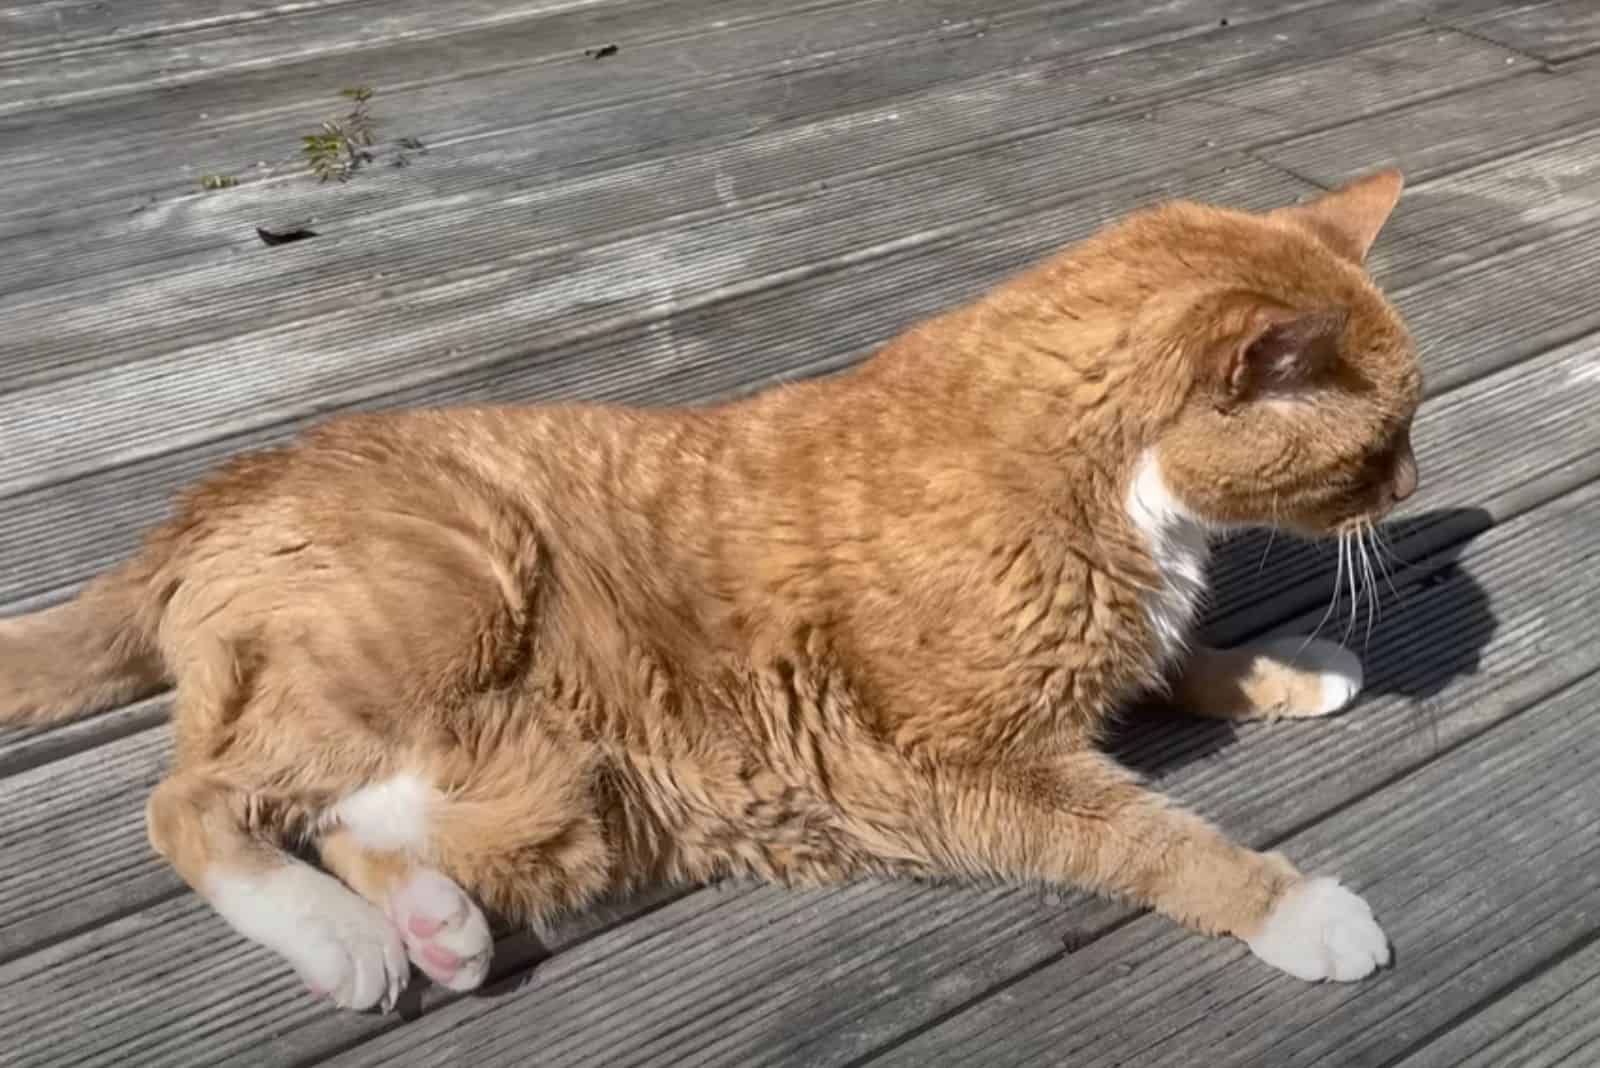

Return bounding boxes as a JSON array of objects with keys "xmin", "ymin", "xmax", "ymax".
[{"xmin": 0, "ymin": 538, "xmax": 174, "ymax": 727}]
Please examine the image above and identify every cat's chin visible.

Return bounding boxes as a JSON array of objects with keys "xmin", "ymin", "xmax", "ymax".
[{"xmin": 1265, "ymin": 506, "xmax": 1396, "ymax": 542}]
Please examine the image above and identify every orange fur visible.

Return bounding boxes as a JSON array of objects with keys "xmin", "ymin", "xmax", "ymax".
[{"xmin": 0, "ymin": 172, "xmax": 1419, "ymax": 1003}]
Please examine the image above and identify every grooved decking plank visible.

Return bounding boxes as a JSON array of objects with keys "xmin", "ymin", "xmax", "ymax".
[
  {"xmin": 1453, "ymin": 0, "xmax": 1600, "ymax": 63},
  {"xmin": 1257, "ymin": 52, "xmax": 1600, "ymax": 187},
  {"xmin": 1, "ymin": 19, "xmax": 1519, "ymax": 401},
  {"xmin": 0, "ymin": 0, "xmax": 1442, "ymax": 308},
  {"xmin": 0, "ymin": 0, "xmax": 403, "ymax": 60},
  {"xmin": 1368, "ymin": 126, "xmax": 1600, "ymax": 287},
  {"xmin": 5, "ymin": 3, "xmax": 1598, "ymax": 1064},
  {"xmin": 1390, "ymin": 935, "xmax": 1600, "ymax": 1067},
  {"xmin": 869, "ymin": 668, "xmax": 1600, "ymax": 1068},
  {"xmin": 0, "ymin": 0, "xmax": 848, "ymax": 112},
  {"xmin": 0, "ymin": 0, "xmax": 1356, "ymax": 224}
]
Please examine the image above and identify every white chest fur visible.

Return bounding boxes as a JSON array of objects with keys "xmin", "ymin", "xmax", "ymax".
[{"xmin": 1125, "ymin": 452, "xmax": 1212, "ymax": 666}]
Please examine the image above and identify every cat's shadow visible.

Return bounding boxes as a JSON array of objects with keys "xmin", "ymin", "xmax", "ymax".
[{"xmin": 1112, "ymin": 506, "xmax": 1497, "ymax": 779}]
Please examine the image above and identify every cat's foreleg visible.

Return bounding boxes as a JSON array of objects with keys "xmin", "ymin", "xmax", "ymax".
[
  {"xmin": 1171, "ymin": 639, "xmax": 1364, "ymax": 721},
  {"xmin": 913, "ymin": 752, "xmax": 1389, "ymax": 981}
]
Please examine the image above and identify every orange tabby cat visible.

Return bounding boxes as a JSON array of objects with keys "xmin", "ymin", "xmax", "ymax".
[{"xmin": 0, "ymin": 171, "xmax": 1419, "ymax": 1010}]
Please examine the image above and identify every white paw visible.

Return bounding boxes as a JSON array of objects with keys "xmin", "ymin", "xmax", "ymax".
[
  {"xmin": 1246, "ymin": 876, "xmax": 1391, "ymax": 982},
  {"xmin": 388, "ymin": 868, "xmax": 493, "ymax": 992},
  {"xmin": 1257, "ymin": 636, "xmax": 1364, "ymax": 716},
  {"xmin": 209, "ymin": 864, "xmax": 409, "ymax": 1011}
]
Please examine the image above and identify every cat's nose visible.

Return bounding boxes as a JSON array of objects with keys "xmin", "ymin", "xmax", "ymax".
[{"xmin": 1392, "ymin": 443, "xmax": 1418, "ymax": 501}]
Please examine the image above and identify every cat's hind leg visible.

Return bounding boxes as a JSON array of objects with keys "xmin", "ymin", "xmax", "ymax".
[
  {"xmin": 314, "ymin": 742, "xmax": 616, "ymax": 991},
  {"xmin": 317, "ymin": 827, "xmax": 495, "ymax": 994},
  {"xmin": 1171, "ymin": 639, "xmax": 1363, "ymax": 721}
]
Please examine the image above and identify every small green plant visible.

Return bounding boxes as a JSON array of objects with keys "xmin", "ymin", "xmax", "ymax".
[
  {"xmin": 302, "ymin": 86, "xmax": 378, "ymax": 182},
  {"xmin": 198, "ymin": 174, "xmax": 239, "ymax": 190}
]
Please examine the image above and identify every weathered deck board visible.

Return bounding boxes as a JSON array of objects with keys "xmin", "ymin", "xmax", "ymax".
[
  {"xmin": 0, "ymin": 0, "xmax": 1371, "ymax": 225},
  {"xmin": 4, "ymin": 0, "xmax": 1599, "ymax": 1063},
  {"xmin": 1368, "ymin": 127, "xmax": 1600, "ymax": 286},
  {"xmin": 1392, "ymin": 936, "xmax": 1600, "ymax": 1067},
  {"xmin": 0, "ymin": 0, "xmax": 399, "ymax": 58},
  {"xmin": 871, "ymin": 666, "xmax": 1600, "ymax": 1068},
  {"xmin": 0, "ymin": 18, "xmax": 1521, "ymax": 398},
  {"xmin": 1259, "ymin": 52, "xmax": 1600, "ymax": 187},
  {"xmin": 2, "ymin": 0, "xmax": 810, "ymax": 111},
  {"xmin": 0, "ymin": 0, "xmax": 1449, "ymax": 305},
  {"xmin": 1453, "ymin": 0, "xmax": 1600, "ymax": 62}
]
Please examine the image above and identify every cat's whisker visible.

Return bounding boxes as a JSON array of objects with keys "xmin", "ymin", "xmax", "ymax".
[
  {"xmin": 1358, "ymin": 523, "xmax": 1380, "ymax": 649},
  {"xmin": 1302, "ymin": 530, "xmax": 1344, "ymax": 653},
  {"xmin": 1363, "ymin": 530, "xmax": 1379, "ymax": 643},
  {"xmin": 1370, "ymin": 522, "xmax": 1412, "ymax": 572},
  {"xmin": 1368, "ymin": 520, "xmax": 1404, "ymax": 604},
  {"xmin": 1340, "ymin": 532, "xmax": 1361, "ymax": 647},
  {"xmin": 1256, "ymin": 495, "xmax": 1281, "ymax": 577}
]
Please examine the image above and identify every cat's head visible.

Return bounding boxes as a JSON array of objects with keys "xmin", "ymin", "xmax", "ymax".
[{"xmin": 1131, "ymin": 171, "xmax": 1421, "ymax": 538}]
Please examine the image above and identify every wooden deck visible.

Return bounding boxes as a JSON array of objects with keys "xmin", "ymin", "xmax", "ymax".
[{"xmin": 4, "ymin": 0, "xmax": 1600, "ymax": 1063}]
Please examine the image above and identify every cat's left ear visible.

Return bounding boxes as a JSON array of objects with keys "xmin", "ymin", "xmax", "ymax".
[
  {"xmin": 1269, "ymin": 169, "xmax": 1404, "ymax": 263},
  {"xmin": 1218, "ymin": 301, "xmax": 1348, "ymax": 408}
]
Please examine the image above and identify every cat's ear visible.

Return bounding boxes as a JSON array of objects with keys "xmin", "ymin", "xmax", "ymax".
[
  {"xmin": 1269, "ymin": 169, "xmax": 1404, "ymax": 263},
  {"xmin": 1218, "ymin": 301, "xmax": 1348, "ymax": 408}
]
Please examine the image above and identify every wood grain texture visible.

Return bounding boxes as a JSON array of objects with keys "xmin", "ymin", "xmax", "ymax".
[
  {"xmin": 1452, "ymin": 0, "xmax": 1600, "ymax": 63},
  {"xmin": 0, "ymin": 0, "xmax": 1360, "ymax": 226},
  {"xmin": 1259, "ymin": 52, "xmax": 1600, "ymax": 187},
  {"xmin": 4, "ymin": 0, "xmax": 1600, "ymax": 1064},
  {"xmin": 872, "ymin": 664, "xmax": 1600, "ymax": 1068},
  {"xmin": 0, "ymin": 0, "xmax": 1438, "ymax": 308},
  {"xmin": 0, "ymin": 16, "xmax": 1518, "ymax": 394},
  {"xmin": 1391, "ymin": 935, "xmax": 1600, "ymax": 1067}
]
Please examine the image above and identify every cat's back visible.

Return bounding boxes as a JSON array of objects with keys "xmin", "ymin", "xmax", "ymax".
[{"xmin": 141, "ymin": 408, "xmax": 597, "ymax": 757}]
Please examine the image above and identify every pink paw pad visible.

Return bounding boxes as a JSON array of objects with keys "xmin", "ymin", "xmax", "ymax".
[{"xmin": 387, "ymin": 869, "xmax": 493, "ymax": 993}]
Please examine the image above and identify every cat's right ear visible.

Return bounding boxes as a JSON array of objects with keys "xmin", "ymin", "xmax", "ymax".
[
  {"xmin": 1215, "ymin": 299, "xmax": 1348, "ymax": 409},
  {"xmin": 1268, "ymin": 169, "xmax": 1404, "ymax": 263}
]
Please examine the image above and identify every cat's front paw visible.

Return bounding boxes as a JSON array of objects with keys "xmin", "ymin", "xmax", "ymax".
[
  {"xmin": 1245, "ymin": 876, "xmax": 1390, "ymax": 981},
  {"xmin": 388, "ymin": 868, "xmax": 494, "ymax": 992},
  {"xmin": 1254, "ymin": 636, "xmax": 1364, "ymax": 717},
  {"xmin": 213, "ymin": 865, "xmax": 410, "ymax": 1011},
  {"xmin": 297, "ymin": 895, "xmax": 412, "ymax": 1010}
]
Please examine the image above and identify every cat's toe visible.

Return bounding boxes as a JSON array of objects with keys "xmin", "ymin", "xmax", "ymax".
[
  {"xmin": 307, "ymin": 904, "xmax": 410, "ymax": 1012},
  {"xmin": 214, "ymin": 865, "xmax": 409, "ymax": 1012},
  {"xmin": 1257, "ymin": 636, "xmax": 1364, "ymax": 716},
  {"xmin": 389, "ymin": 868, "xmax": 494, "ymax": 992},
  {"xmin": 1244, "ymin": 876, "xmax": 1390, "ymax": 982}
]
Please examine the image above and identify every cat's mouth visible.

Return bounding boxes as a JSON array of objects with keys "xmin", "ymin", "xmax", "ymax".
[{"xmin": 1324, "ymin": 449, "xmax": 1421, "ymax": 533}]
